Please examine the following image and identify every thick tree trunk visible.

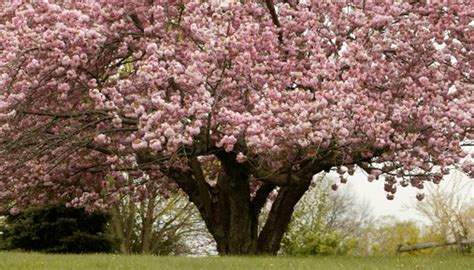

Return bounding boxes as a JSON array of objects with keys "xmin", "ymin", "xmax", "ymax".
[
  {"xmin": 210, "ymin": 177, "xmax": 310, "ymax": 255},
  {"xmin": 257, "ymin": 180, "xmax": 312, "ymax": 254},
  {"xmin": 166, "ymin": 152, "xmax": 312, "ymax": 255},
  {"xmin": 209, "ymin": 152, "xmax": 258, "ymax": 255}
]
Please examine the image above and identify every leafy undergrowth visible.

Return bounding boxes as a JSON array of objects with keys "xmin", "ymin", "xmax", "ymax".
[{"xmin": 0, "ymin": 252, "xmax": 472, "ymax": 270}]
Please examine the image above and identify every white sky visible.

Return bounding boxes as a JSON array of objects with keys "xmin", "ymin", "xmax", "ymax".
[{"xmin": 326, "ymin": 169, "xmax": 473, "ymax": 224}]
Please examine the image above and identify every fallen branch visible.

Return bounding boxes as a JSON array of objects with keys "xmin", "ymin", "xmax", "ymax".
[{"xmin": 397, "ymin": 239, "xmax": 474, "ymax": 253}]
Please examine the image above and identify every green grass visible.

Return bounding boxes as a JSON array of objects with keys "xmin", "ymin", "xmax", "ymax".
[{"xmin": 0, "ymin": 252, "xmax": 472, "ymax": 270}]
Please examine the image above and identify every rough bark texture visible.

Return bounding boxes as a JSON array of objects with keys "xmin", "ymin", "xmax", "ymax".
[
  {"xmin": 211, "ymin": 151, "xmax": 257, "ymax": 254},
  {"xmin": 166, "ymin": 151, "xmax": 314, "ymax": 255},
  {"xmin": 257, "ymin": 180, "xmax": 312, "ymax": 254}
]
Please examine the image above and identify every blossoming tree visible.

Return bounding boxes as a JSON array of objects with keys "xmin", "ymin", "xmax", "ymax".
[{"xmin": 0, "ymin": 0, "xmax": 472, "ymax": 255}]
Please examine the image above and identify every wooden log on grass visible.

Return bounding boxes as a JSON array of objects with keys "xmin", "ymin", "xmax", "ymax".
[{"xmin": 397, "ymin": 239, "xmax": 474, "ymax": 253}]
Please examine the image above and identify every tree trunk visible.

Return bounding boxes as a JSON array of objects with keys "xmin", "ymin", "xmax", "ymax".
[
  {"xmin": 207, "ymin": 152, "xmax": 258, "ymax": 255},
  {"xmin": 166, "ymin": 151, "xmax": 312, "ymax": 255},
  {"xmin": 140, "ymin": 195, "xmax": 156, "ymax": 254},
  {"xmin": 257, "ymin": 180, "xmax": 312, "ymax": 254},
  {"xmin": 110, "ymin": 206, "xmax": 127, "ymax": 254}
]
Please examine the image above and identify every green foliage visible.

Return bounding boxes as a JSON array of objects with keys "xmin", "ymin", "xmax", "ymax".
[
  {"xmin": 367, "ymin": 219, "xmax": 422, "ymax": 256},
  {"xmin": 280, "ymin": 176, "xmax": 369, "ymax": 256},
  {"xmin": 282, "ymin": 228, "xmax": 358, "ymax": 256},
  {"xmin": 0, "ymin": 217, "xmax": 5, "ymax": 250},
  {"xmin": 1, "ymin": 204, "xmax": 114, "ymax": 253},
  {"xmin": 109, "ymin": 191, "xmax": 212, "ymax": 255},
  {"xmin": 359, "ymin": 217, "xmax": 473, "ymax": 256},
  {"xmin": 409, "ymin": 174, "xmax": 474, "ymax": 255}
]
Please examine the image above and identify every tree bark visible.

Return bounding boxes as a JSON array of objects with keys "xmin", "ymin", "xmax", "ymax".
[
  {"xmin": 110, "ymin": 204, "xmax": 134, "ymax": 254},
  {"xmin": 166, "ymin": 151, "xmax": 313, "ymax": 255},
  {"xmin": 257, "ymin": 180, "xmax": 312, "ymax": 254},
  {"xmin": 140, "ymin": 195, "xmax": 156, "ymax": 254},
  {"xmin": 210, "ymin": 151, "xmax": 258, "ymax": 254}
]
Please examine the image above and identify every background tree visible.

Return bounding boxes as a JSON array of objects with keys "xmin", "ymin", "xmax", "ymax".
[
  {"xmin": 0, "ymin": 1, "xmax": 472, "ymax": 255},
  {"xmin": 0, "ymin": 204, "xmax": 113, "ymax": 253},
  {"xmin": 409, "ymin": 172, "xmax": 474, "ymax": 254},
  {"xmin": 281, "ymin": 174, "xmax": 372, "ymax": 256},
  {"xmin": 110, "ymin": 185, "xmax": 214, "ymax": 255},
  {"xmin": 366, "ymin": 218, "xmax": 423, "ymax": 256}
]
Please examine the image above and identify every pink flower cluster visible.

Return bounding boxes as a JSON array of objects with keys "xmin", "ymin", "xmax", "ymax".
[{"xmin": 0, "ymin": 0, "xmax": 472, "ymax": 210}]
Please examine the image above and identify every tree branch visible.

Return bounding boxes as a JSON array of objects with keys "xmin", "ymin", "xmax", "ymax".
[
  {"xmin": 265, "ymin": 0, "xmax": 281, "ymax": 27},
  {"xmin": 251, "ymin": 182, "xmax": 276, "ymax": 216},
  {"xmin": 164, "ymin": 166, "xmax": 213, "ymax": 224},
  {"xmin": 264, "ymin": 0, "xmax": 283, "ymax": 43},
  {"xmin": 257, "ymin": 178, "xmax": 312, "ymax": 254},
  {"xmin": 188, "ymin": 156, "xmax": 213, "ymax": 217}
]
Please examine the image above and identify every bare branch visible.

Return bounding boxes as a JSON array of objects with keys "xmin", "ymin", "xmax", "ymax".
[{"xmin": 265, "ymin": 0, "xmax": 281, "ymax": 27}]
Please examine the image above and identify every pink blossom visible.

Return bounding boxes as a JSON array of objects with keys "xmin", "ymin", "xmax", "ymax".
[
  {"xmin": 419, "ymin": 76, "xmax": 430, "ymax": 86},
  {"xmin": 58, "ymin": 83, "xmax": 70, "ymax": 92},
  {"xmin": 164, "ymin": 128, "xmax": 175, "ymax": 138},
  {"xmin": 94, "ymin": 134, "xmax": 109, "ymax": 144},
  {"xmin": 146, "ymin": 43, "xmax": 158, "ymax": 55},
  {"xmin": 9, "ymin": 207, "xmax": 20, "ymax": 215},
  {"xmin": 150, "ymin": 139, "xmax": 162, "ymax": 151},
  {"xmin": 236, "ymin": 152, "xmax": 247, "ymax": 163},
  {"xmin": 132, "ymin": 139, "xmax": 147, "ymax": 150},
  {"xmin": 367, "ymin": 175, "xmax": 375, "ymax": 182},
  {"xmin": 0, "ymin": 0, "xmax": 472, "ymax": 218}
]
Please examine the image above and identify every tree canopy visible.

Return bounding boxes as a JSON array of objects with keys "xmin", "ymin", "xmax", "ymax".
[{"xmin": 0, "ymin": 0, "xmax": 472, "ymax": 255}]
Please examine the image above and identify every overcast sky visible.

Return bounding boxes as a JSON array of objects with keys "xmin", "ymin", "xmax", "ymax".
[{"xmin": 325, "ymin": 169, "xmax": 473, "ymax": 224}]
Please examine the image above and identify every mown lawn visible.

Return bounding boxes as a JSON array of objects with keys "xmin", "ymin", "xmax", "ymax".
[{"xmin": 0, "ymin": 252, "xmax": 472, "ymax": 270}]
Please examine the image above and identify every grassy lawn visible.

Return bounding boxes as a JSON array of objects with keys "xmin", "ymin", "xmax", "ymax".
[{"xmin": 0, "ymin": 252, "xmax": 473, "ymax": 270}]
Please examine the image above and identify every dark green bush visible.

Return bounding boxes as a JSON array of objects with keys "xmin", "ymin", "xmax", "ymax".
[{"xmin": 1, "ymin": 204, "xmax": 114, "ymax": 253}]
